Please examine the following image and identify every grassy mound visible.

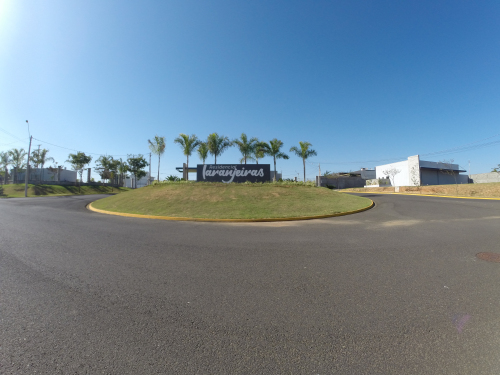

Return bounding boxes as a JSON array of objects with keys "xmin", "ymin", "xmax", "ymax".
[
  {"xmin": 0, "ymin": 184, "xmax": 130, "ymax": 198},
  {"xmin": 91, "ymin": 182, "xmax": 372, "ymax": 219}
]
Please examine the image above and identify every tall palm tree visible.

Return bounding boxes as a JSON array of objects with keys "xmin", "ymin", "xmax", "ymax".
[
  {"xmin": 261, "ymin": 139, "xmax": 289, "ymax": 181},
  {"xmin": 233, "ymin": 133, "xmax": 258, "ymax": 164},
  {"xmin": 148, "ymin": 135, "xmax": 166, "ymax": 183},
  {"xmin": 0, "ymin": 151, "xmax": 11, "ymax": 184},
  {"xmin": 290, "ymin": 141, "xmax": 317, "ymax": 182},
  {"xmin": 252, "ymin": 141, "xmax": 268, "ymax": 165},
  {"xmin": 174, "ymin": 134, "xmax": 200, "ymax": 180},
  {"xmin": 206, "ymin": 133, "xmax": 232, "ymax": 165},
  {"xmin": 31, "ymin": 148, "xmax": 54, "ymax": 181},
  {"xmin": 8, "ymin": 148, "xmax": 27, "ymax": 183},
  {"xmin": 197, "ymin": 142, "xmax": 209, "ymax": 165}
]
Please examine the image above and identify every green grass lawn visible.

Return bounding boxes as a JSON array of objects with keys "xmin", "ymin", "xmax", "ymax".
[
  {"xmin": 91, "ymin": 182, "xmax": 372, "ymax": 219},
  {"xmin": 0, "ymin": 184, "xmax": 130, "ymax": 198}
]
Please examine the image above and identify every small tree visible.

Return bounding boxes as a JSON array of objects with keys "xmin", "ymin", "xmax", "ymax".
[
  {"xmin": 0, "ymin": 151, "xmax": 11, "ymax": 184},
  {"xmin": 409, "ymin": 166, "xmax": 421, "ymax": 193},
  {"xmin": 492, "ymin": 164, "xmax": 500, "ymax": 173},
  {"xmin": 8, "ymin": 148, "xmax": 27, "ymax": 183},
  {"xmin": 47, "ymin": 164, "xmax": 59, "ymax": 181},
  {"xmin": 31, "ymin": 148, "xmax": 55, "ymax": 182},
  {"xmin": 262, "ymin": 139, "xmax": 289, "ymax": 182},
  {"xmin": 197, "ymin": 142, "xmax": 209, "ymax": 165},
  {"xmin": 127, "ymin": 155, "xmax": 148, "ymax": 188},
  {"xmin": 440, "ymin": 159, "xmax": 459, "ymax": 194},
  {"xmin": 290, "ymin": 142, "xmax": 316, "ymax": 182},
  {"xmin": 382, "ymin": 166, "xmax": 401, "ymax": 188},
  {"xmin": 148, "ymin": 135, "xmax": 166, "ymax": 183},
  {"xmin": 174, "ymin": 134, "xmax": 200, "ymax": 180},
  {"xmin": 95, "ymin": 155, "xmax": 120, "ymax": 184},
  {"xmin": 207, "ymin": 133, "xmax": 232, "ymax": 164},
  {"xmin": 117, "ymin": 158, "xmax": 129, "ymax": 187},
  {"xmin": 66, "ymin": 152, "xmax": 92, "ymax": 192}
]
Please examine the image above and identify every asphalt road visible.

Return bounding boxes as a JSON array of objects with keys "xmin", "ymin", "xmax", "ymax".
[{"xmin": 1, "ymin": 193, "xmax": 500, "ymax": 374}]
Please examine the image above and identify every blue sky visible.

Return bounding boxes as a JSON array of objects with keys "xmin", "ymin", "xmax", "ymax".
[{"xmin": 1, "ymin": 0, "xmax": 499, "ymax": 180}]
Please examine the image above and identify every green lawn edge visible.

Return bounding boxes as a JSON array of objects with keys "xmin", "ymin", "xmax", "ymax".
[
  {"xmin": 91, "ymin": 183, "xmax": 373, "ymax": 220},
  {"xmin": 0, "ymin": 184, "xmax": 130, "ymax": 198}
]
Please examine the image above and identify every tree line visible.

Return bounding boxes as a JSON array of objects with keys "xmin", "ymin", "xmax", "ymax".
[
  {"xmin": 149, "ymin": 132, "xmax": 317, "ymax": 182},
  {"xmin": 0, "ymin": 148, "xmax": 148, "ymax": 188},
  {"xmin": 0, "ymin": 133, "xmax": 317, "ymax": 186}
]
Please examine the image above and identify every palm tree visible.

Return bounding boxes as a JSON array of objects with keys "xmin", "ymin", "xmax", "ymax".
[
  {"xmin": 290, "ymin": 141, "xmax": 317, "ymax": 182},
  {"xmin": 174, "ymin": 134, "xmax": 200, "ymax": 180},
  {"xmin": 233, "ymin": 133, "xmax": 258, "ymax": 164},
  {"xmin": 148, "ymin": 135, "xmax": 166, "ymax": 183},
  {"xmin": 252, "ymin": 141, "xmax": 268, "ymax": 165},
  {"xmin": 261, "ymin": 139, "xmax": 289, "ymax": 182},
  {"xmin": 197, "ymin": 142, "xmax": 209, "ymax": 165},
  {"xmin": 8, "ymin": 148, "xmax": 27, "ymax": 183},
  {"xmin": 0, "ymin": 151, "xmax": 11, "ymax": 184},
  {"xmin": 206, "ymin": 133, "xmax": 232, "ymax": 165},
  {"xmin": 95, "ymin": 155, "xmax": 116, "ymax": 184},
  {"xmin": 31, "ymin": 148, "xmax": 54, "ymax": 182},
  {"xmin": 117, "ymin": 158, "xmax": 129, "ymax": 187},
  {"xmin": 66, "ymin": 152, "xmax": 92, "ymax": 192}
]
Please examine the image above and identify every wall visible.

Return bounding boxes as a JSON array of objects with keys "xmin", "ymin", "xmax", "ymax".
[
  {"xmin": 318, "ymin": 176, "xmax": 366, "ymax": 189},
  {"xmin": 470, "ymin": 172, "xmax": 500, "ymax": 184},
  {"xmin": 376, "ymin": 160, "xmax": 409, "ymax": 186},
  {"xmin": 421, "ymin": 169, "xmax": 469, "ymax": 185},
  {"xmin": 17, "ymin": 168, "xmax": 77, "ymax": 183},
  {"xmin": 124, "ymin": 173, "xmax": 152, "ymax": 188},
  {"xmin": 407, "ymin": 155, "xmax": 421, "ymax": 186}
]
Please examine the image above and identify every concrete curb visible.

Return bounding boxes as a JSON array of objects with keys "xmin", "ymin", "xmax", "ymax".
[
  {"xmin": 344, "ymin": 191, "xmax": 500, "ymax": 200},
  {"xmin": 86, "ymin": 200, "xmax": 375, "ymax": 223}
]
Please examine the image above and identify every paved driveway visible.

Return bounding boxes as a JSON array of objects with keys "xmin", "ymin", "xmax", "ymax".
[{"xmin": 1, "ymin": 194, "xmax": 500, "ymax": 374}]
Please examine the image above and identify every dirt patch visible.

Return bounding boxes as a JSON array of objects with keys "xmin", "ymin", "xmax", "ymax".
[{"xmin": 344, "ymin": 182, "xmax": 500, "ymax": 198}]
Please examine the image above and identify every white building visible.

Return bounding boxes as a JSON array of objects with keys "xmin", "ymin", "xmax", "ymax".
[{"xmin": 375, "ymin": 155, "xmax": 469, "ymax": 187}]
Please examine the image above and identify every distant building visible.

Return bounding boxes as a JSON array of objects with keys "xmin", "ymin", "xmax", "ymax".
[
  {"xmin": 317, "ymin": 168, "xmax": 376, "ymax": 189},
  {"xmin": 373, "ymin": 155, "xmax": 468, "ymax": 187},
  {"xmin": 124, "ymin": 172, "xmax": 154, "ymax": 188}
]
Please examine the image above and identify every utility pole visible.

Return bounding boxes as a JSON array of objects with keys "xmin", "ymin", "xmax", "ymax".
[
  {"xmin": 25, "ymin": 135, "xmax": 33, "ymax": 197},
  {"xmin": 149, "ymin": 152, "xmax": 152, "ymax": 185},
  {"xmin": 318, "ymin": 163, "xmax": 321, "ymax": 187}
]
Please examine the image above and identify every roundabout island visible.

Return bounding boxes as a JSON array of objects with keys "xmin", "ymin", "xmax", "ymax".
[{"xmin": 88, "ymin": 182, "xmax": 374, "ymax": 222}]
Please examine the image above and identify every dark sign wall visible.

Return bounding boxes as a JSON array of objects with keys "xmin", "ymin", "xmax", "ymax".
[{"xmin": 197, "ymin": 164, "xmax": 271, "ymax": 183}]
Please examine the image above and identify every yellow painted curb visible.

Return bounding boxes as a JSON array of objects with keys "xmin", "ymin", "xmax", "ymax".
[
  {"xmin": 344, "ymin": 191, "xmax": 500, "ymax": 201},
  {"xmin": 87, "ymin": 200, "xmax": 374, "ymax": 223}
]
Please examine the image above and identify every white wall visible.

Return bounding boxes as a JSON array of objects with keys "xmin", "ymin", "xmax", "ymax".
[
  {"xmin": 376, "ymin": 160, "xmax": 409, "ymax": 186},
  {"xmin": 18, "ymin": 168, "xmax": 77, "ymax": 183}
]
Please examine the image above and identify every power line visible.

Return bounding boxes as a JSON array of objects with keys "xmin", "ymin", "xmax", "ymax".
[
  {"xmin": 0, "ymin": 140, "xmax": 24, "ymax": 147},
  {"xmin": 0, "ymin": 127, "xmax": 27, "ymax": 143},
  {"xmin": 308, "ymin": 133, "xmax": 500, "ymax": 165},
  {"xmin": 32, "ymin": 137, "xmax": 148, "ymax": 158}
]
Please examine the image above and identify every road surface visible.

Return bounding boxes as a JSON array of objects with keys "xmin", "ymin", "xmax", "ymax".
[{"xmin": 1, "ymin": 193, "xmax": 500, "ymax": 374}]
